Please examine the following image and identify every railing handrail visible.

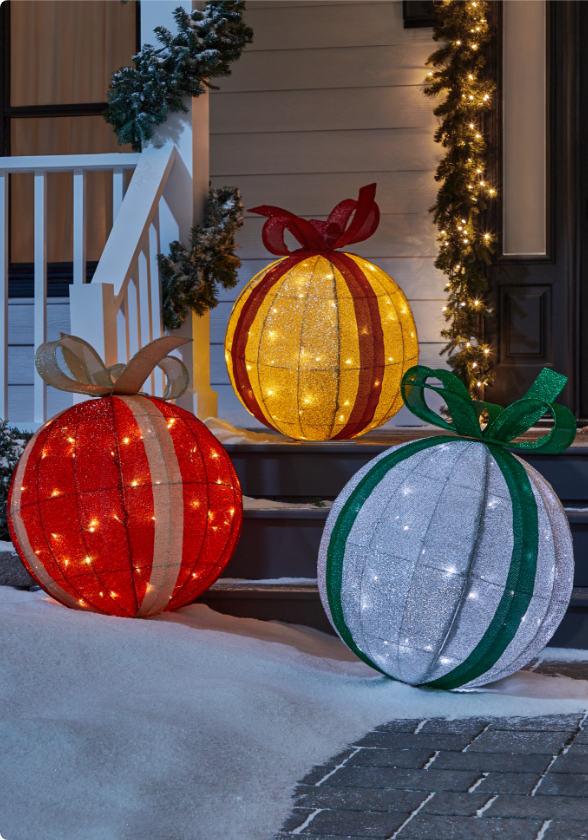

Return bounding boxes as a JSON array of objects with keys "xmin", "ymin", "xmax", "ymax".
[
  {"xmin": 90, "ymin": 143, "xmax": 177, "ymax": 304},
  {"xmin": 0, "ymin": 153, "xmax": 141, "ymax": 173}
]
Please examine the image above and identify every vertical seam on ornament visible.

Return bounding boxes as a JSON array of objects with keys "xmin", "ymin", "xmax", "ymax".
[
  {"xmin": 10, "ymin": 417, "xmax": 81, "ymax": 609},
  {"xmin": 296, "ymin": 256, "xmax": 321, "ymax": 440},
  {"xmin": 70, "ymin": 402, "xmax": 122, "ymax": 615},
  {"xmin": 433, "ymin": 443, "xmax": 489, "ymax": 677},
  {"xmin": 396, "ymin": 442, "xmax": 469, "ymax": 682},
  {"xmin": 163, "ymin": 414, "xmax": 208, "ymax": 605},
  {"xmin": 325, "ymin": 436, "xmax": 444, "ymax": 676},
  {"xmin": 370, "ymin": 268, "xmax": 393, "ymax": 430},
  {"xmin": 360, "ymin": 260, "xmax": 391, "ymax": 430},
  {"xmin": 327, "ymin": 257, "xmax": 341, "ymax": 440},
  {"xmin": 111, "ymin": 396, "xmax": 142, "ymax": 616},
  {"xmin": 250, "ymin": 270, "xmax": 281, "ymax": 431},
  {"xmin": 34, "ymin": 417, "xmax": 93, "ymax": 610},
  {"xmin": 170, "ymin": 417, "xmax": 238, "ymax": 606}
]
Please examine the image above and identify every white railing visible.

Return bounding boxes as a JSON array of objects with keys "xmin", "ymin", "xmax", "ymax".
[
  {"xmin": 0, "ymin": 152, "xmax": 140, "ymax": 424},
  {"xmin": 0, "ymin": 143, "xmax": 180, "ymax": 426}
]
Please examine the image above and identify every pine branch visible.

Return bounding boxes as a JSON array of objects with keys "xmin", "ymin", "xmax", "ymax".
[
  {"xmin": 104, "ymin": 2, "xmax": 253, "ymax": 152},
  {"xmin": 0, "ymin": 425, "xmax": 32, "ymax": 541},
  {"xmin": 159, "ymin": 186, "xmax": 244, "ymax": 330},
  {"xmin": 423, "ymin": 0, "xmax": 496, "ymax": 396}
]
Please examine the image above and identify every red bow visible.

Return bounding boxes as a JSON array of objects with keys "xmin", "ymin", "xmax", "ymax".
[{"xmin": 249, "ymin": 183, "xmax": 380, "ymax": 256}]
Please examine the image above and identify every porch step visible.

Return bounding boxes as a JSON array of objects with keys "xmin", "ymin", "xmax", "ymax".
[
  {"xmin": 198, "ymin": 579, "xmax": 588, "ymax": 646},
  {"xmin": 226, "ymin": 505, "xmax": 588, "ymax": 586},
  {"xmin": 197, "ymin": 579, "xmax": 334, "ymax": 635}
]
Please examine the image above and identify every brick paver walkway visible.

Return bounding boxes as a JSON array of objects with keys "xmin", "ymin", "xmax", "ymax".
[{"xmin": 273, "ymin": 712, "xmax": 588, "ymax": 839}]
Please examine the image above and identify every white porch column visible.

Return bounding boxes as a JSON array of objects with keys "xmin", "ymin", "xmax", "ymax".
[{"xmin": 143, "ymin": 0, "xmax": 218, "ymax": 419}]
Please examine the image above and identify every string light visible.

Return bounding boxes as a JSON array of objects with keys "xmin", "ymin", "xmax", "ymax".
[{"xmin": 423, "ymin": 0, "xmax": 496, "ymax": 398}]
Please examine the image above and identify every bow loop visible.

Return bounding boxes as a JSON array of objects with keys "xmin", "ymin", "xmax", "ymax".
[
  {"xmin": 35, "ymin": 334, "xmax": 191, "ymax": 401},
  {"xmin": 400, "ymin": 365, "xmax": 576, "ymax": 454},
  {"xmin": 249, "ymin": 183, "xmax": 380, "ymax": 256}
]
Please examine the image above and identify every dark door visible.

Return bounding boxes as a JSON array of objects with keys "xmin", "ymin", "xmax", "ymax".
[{"xmin": 486, "ymin": 1, "xmax": 584, "ymax": 421}]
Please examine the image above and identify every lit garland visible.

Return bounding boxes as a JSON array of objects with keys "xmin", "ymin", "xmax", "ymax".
[{"xmin": 423, "ymin": 0, "xmax": 496, "ymax": 396}]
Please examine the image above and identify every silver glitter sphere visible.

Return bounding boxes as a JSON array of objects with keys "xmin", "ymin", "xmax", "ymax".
[{"xmin": 318, "ymin": 439, "xmax": 574, "ymax": 689}]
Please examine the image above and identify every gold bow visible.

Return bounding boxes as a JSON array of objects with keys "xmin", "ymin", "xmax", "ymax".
[{"xmin": 35, "ymin": 334, "xmax": 191, "ymax": 401}]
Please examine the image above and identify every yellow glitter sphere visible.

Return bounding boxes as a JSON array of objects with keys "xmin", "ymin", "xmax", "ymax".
[{"xmin": 224, "ymin": 185, "xmax": 418, "ymax": 441}]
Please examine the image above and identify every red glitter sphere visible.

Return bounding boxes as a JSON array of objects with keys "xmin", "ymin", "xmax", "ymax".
[{"xmin": 7, "ymin": 394, "xmax": 242, "ymax": 617}]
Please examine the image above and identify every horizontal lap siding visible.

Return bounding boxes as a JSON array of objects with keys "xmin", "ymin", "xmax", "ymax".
[
  {"xmin": 7, "ymin": 300, "xmax": 72, "ymax": 422},
  {"xmin": 210, "ymin": 0, "xmax": 444, "ymax": 428}
]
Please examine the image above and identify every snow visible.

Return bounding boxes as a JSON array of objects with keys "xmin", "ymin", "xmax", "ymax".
[
  {"xmin": 204, "ymin": 416, "xmax": 286, "ymax": 445},
  {"xmin": 216, "ymin": 577, "xmax": 318, "ymax": 586},
  {"xmin": 243, "ymin": 495, "xmax": 332, "ymax": 511},
  {"xmin": 1, "ymin": 586, "xmax": 587, "ymax": 840}
]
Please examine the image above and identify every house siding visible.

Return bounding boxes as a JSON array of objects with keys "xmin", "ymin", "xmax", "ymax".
[{"xmin": 209, "ymin": 0, "xmax": 447, "ymax": 427}]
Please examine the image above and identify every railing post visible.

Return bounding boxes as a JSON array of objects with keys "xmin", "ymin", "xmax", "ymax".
[
  {"xmin": 0, "ymin": 172, "xmax": 8, "ymax": 421},
  {"xmin": 33, "ymin": 170, "xmax": 47, "ymax": 423},
  {"xmin": 69, "ymin": 283, "xmax": 118, "ymax": 368},
  {"xmin": 73, "ymin": 169, "xmax": 86, "ymax": 285}
]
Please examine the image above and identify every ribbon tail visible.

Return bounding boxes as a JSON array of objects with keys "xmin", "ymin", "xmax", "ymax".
[{"xmin": 112, "ymin": 335, "xmax": 191, "ymax": 396}]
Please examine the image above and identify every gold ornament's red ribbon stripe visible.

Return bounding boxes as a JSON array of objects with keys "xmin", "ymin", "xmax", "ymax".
[
  {"xmin": 330, "ymin": 253, "xmax": 385, "ymax": 440},
  {"xmin": 35, "ymin": 334, "xmax": 191, "ymax": 400},
  {"xmin": 230, "ymin": 256, "xmax": 300, "ymax": 429},
  {"xmin": 249, "ymin": 183, "xmax": 380, "ymax": 256}
]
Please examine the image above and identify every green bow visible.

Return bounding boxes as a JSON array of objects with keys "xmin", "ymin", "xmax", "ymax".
[{"xmin": 400, "ymin": 365, "xmax": 577, "ymax": 454}]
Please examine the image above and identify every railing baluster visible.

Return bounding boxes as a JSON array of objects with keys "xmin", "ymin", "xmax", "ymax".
[
  {"xmin": 127, "ymin": 272, "xmax": 140, "ymax": 360},
  {"xmin": 117, "ymin": 291, "xmax": 129, "ymax": 364},
  {"xmin": 73, "ymin": 169, "xmax": 86, "ymax": 285},
  {"xmin": 137, "ymin": 239, "xmax": 153, "ymax": 392},
  {"xmin": 150, "ymin": 208, "xmax": 164, "ymax": 397},
  {"xmin": 34, "ymin": 170, "xmax": 47, "ymax": 424},
  {"xmin": 113, "ymin": 167, "xmax": 125, "ymax": 225},
  {"xmin": 0, "ymin": 173, "xmax": 8, "ymax": 420}
]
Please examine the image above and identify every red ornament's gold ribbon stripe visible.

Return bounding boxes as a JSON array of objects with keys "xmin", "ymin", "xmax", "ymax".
[
  {"xmin": 9, "ymin": 412, "xmax": 94, "ymax": 611},
  {"xmin": 119, "ymin": 397, "xmax": 185, "ymax": 617}
]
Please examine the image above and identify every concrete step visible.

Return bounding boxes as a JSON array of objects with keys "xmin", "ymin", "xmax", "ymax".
[{"xmin": 199, "ymin": 579, "xmax": 588, "ymax": 647}]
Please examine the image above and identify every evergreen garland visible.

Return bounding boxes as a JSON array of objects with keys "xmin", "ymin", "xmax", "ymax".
[
  {"xmin": 423, "ymin": 0, "xmax": 496, "ymax": 395},
  {"xmin": 158, "ymin": 186, "xmax": 244, "ymax": 331},
  {"xmin": 0, "ymin": 424, "xmax": 32, "ymax": 542},
  {"xmin": 104, "ymin": 3, "xmax": 253, "ymax": 152}
]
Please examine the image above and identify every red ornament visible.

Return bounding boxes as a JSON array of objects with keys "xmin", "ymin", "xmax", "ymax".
[{"xmin": 8, "ymin": 338, "xmax": 242, "ymax": 618}]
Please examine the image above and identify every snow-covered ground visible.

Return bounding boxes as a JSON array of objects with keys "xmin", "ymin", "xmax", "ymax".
[{"xmin": 1, "ymin": 587, "xmax": 587, "ymax": 840}]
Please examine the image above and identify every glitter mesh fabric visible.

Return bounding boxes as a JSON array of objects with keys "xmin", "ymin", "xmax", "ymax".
[
  {"xmin": 318, "ymin": 439, "xmax": 574, "ymax": 688},
  {"xmin": 225, "ymin": 254, "xmax": 418, "ymax": 440},
  {"xmin": 224, "ymin": 184, "xmax": 418, "ymax": 441},
  {"xmin": 8, "ymin": 396, "xmax": 242, "ymax": 618}
]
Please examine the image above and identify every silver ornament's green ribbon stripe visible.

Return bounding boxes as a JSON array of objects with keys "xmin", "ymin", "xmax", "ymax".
[{"xmin": 325, "ymin": 366, "xmax": 575, "ymax": 689}]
